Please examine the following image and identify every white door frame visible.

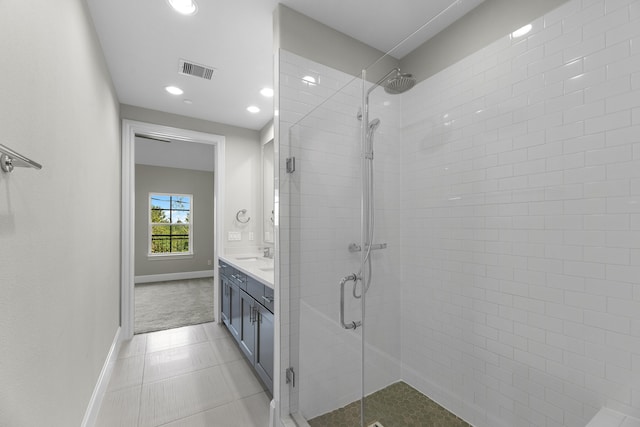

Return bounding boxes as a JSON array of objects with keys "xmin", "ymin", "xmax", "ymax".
[{"xmin": 121, "ymin": 119, "xmax": 226, "ymax": 339}]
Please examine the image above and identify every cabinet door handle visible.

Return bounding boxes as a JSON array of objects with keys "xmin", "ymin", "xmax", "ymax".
[{"xmin": 262, "ymin": 295, "xmax": 274, "ymax": 304}]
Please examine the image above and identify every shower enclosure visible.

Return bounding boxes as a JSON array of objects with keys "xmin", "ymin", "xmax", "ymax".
[
  {"xmin": 285, "ymin": 59, "xmax": 405, "ymax": 426},
  {"xmin": 279, "ymin": 4, "xmax": 463, "ymax": 424},
  {"xmin": 279, "ymin": 0, "xmax": 640, "ymax": 426}
]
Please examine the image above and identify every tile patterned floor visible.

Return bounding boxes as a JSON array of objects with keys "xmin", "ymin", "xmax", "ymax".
[
  {"xmin": 308, "ymin": 382, "xmax": 471, "ymax": 427},
  {"xmin": 95, "ymin": 322, "xmax": 271, "ymax": 427}
]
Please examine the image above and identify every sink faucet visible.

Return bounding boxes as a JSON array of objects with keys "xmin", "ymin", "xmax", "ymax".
[{"xmin": 262, "ymin": 246, "xmax": 273, "ymax": 259}]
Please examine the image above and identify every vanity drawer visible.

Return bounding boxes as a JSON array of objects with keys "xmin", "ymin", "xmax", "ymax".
[
  {"xmin": 246, "ymin": 277, "xmax": 264, "ymax": 302},
  {"xmin": 262, "ymin": 286, "xmax": 274, "ymax": 312},
  {"xmin": 219, "ymin": 261, "xmax": 232, "ymax": 279},
  {"xmin": 229, "ymin": 270, "xmax": 246, "ymax": 289}
]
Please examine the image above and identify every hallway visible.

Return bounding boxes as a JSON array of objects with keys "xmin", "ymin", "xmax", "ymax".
[{"xmin": 96, "ymin": 322, "xmax": 270, "ymax": 426}]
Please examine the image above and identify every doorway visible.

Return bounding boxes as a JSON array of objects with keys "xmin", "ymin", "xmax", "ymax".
[{"xmin": 121, "ymin": 120, "xmax": 226, "ymax": 339}]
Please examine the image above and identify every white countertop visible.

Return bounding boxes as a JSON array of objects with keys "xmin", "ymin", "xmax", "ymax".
[{"xmin": 219, "ymin": 254, "xmax": 274, "ymax": 289}]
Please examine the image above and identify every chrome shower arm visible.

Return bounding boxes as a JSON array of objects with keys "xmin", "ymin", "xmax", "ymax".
[{"xmin": 364, "ymin": 67, "xmax": 400, "ymax": 105}]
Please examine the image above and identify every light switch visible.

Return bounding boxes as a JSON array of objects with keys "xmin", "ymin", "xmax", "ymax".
[{"xmin": 228, "ymin": 231, "xmax": 242, "ymax": 241}]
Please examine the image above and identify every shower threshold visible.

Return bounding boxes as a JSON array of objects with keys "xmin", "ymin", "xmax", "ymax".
[{"xmin": 308, "ymin": 382, "xmax": 471, "ymax": 427}]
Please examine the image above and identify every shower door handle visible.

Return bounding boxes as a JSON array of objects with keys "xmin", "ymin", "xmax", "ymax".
[{"xmin": 339, "ymin": 274, "xmax": 361, "ymax": 330}]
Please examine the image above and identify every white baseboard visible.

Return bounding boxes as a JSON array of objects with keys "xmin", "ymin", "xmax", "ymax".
[
  {"xmin": 81, "ymin": 326, "xmax": 121, "ymax": 427},
  {"xmin": 135, "ymin": 270, "xmax": 214, "ymax": 284}
]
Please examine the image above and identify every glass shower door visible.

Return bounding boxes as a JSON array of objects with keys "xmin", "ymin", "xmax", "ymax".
[
  {"xmin": 282, "ymin": 55, "xmax": 406, "ymax": 425},
  {"xmin": 284, "ymin": 61, "xmax": 366, "ymax": 424}
]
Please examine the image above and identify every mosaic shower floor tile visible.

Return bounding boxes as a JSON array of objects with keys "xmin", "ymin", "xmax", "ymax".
[{"xmin": 308, "ymin": 382, "xmax": 471, "ymax": 427}]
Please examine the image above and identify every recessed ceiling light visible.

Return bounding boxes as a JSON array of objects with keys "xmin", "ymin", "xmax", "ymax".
[
  {"xmin": 167, "ymin": 0, "xmax": 198, "ymax": 15},
  {"xmin": 302, "ymin": 76, "xmax": 316, "ymax": 85},
  {"xmin": 247, "ymin": 106, "xmax": 260, "ymax": 113},
  {"xmin": 260, "ymin": 88, "xmax": 274, "ymax": 97},
  {"xmin": 165, "ymin": 86, "xmax": 184, "ymax": 95},
  {"xmin": 511, "ymin": 24, "xmax": 532, "ymax": 38}
]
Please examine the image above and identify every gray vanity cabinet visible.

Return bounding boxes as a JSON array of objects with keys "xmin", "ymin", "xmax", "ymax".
[
  {"xmin": 220, "ymin": 262, "xmax": 231, "ymax": 325},
  {"xmin": 220, "ymin": 275, "xmax": 230, "ymax": 324},
  {"xmin": 255, "ymin": 304, "xmax": 274, "ymax": 389},
  {"xmin": 229, "ymin": 282, "xmax": 242, "ymax": 341},
  {"xmin": 239, "ymin": 289, "xmax": 256, "ymax": 361},
  {"xmin": 219, "ymin": 262, "xmax": 242, "ymax": 342},
  {"xmin": 219, "ymin": 260, "xmax": 274, "ymax": 394}
]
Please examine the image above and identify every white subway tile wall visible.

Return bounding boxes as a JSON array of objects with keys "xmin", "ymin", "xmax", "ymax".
[
  {"xmin": 279, "ymin": 0, "xmax": 640, "ymax": 426},
  {"xmin": 402, "ymin": 0, "xmax": 640, "ymax": 426}
]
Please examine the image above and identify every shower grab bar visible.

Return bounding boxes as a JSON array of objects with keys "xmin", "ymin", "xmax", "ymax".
[
  {"xmin": 0, "ymin": 144, "xmax": 43, "ymax": 172},
  {"xmin": 348, "ymin": 242, "xmax": 387, "ymax": 253},
  {"xmin": 339, "ymin": 273, "xmax": 361, "ymax": 330}
]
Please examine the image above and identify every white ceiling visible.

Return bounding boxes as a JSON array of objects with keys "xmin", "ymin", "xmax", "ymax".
[{"xmin": 86, "ymin": 0, "xmax": 483, "ymax": 131}]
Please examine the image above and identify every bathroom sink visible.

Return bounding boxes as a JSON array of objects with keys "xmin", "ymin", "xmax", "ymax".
[{"xmin": 235, "ymin": 256, "xmax": 258, "ymax": 261}]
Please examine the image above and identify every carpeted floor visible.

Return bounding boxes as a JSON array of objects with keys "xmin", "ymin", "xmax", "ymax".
[
  {"xmin": 308, "ymin": 382, "xmax": 471, "ymax": 427},
  {"xmin": 134, "ymin": 277, "xmax": 215, "ymax": 334}
]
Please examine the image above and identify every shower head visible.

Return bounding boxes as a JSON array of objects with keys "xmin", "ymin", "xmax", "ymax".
[
  {"xmin": 367, "ymin": 118, "xmax": 381, "ymax": 140},
  {"xmin": 384, "ymin": 72, "xmax": 416, "ymax": 94},
  {"xmin": 365, "ymin": 118, "xmax": 381, "ymax": 160},
  {"xmin": 366, "ymin": 68, "xmax": 416, "ymax": 100}
]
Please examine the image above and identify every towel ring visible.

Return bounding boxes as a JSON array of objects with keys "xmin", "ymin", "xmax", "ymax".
[{"xmin": 236, "ymin": 209, "xmax": 250, "ymax": 224}]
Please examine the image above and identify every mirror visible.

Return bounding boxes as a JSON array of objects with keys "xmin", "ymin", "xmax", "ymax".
[{"xmin": 262, "ymin": 139, "xmax": 274, "ymax": 243}]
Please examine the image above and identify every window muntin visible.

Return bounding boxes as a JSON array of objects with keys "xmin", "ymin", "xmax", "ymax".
[{"xmin": 149, "ymin": 193, "xmax": 193, "ymax": 255}]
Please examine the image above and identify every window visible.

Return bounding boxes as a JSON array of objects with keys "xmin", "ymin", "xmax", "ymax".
[{"xmin": 149, "ymin": 193, "xmax": 193, "ymax": 255}]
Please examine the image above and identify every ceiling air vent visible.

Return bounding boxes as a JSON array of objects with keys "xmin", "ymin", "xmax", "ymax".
[{"xmin": 178, "ymin": 59, "xmax": 215, "ymax": 80}]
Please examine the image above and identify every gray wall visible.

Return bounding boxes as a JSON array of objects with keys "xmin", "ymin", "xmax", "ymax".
[
  {"xmin": 0, "ymin": 0, "xmax": 121, "ymax": 425},
  {"xmin": 400, "ymin": 0, "xmax": 570, "ymax": 82},
  {"xmin": 135, "ymin": 165, "xmax": 215, "ymax": 276},
  {"xmin": 121, "ymin": 104, "xmax": 262, "ymax": 252},
  {"xmin": 274, "ymin": 4, "xmax": 399, "ymax": 82},
  {"xmin": 275, "ymin": 1, "xmax": 569, "ymax": 83},
  {"xmin": 260, "ymin": 120, "xmax": 274, "ymax": 146},
  {"xmin": 136, "ymin": 136, "xmax": 215, "ymax": 172}
]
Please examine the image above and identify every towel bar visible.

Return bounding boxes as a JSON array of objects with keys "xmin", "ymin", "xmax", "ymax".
[{"xmin": 0, "ymin": 144, "xmax": 42, "ymax": 172}]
